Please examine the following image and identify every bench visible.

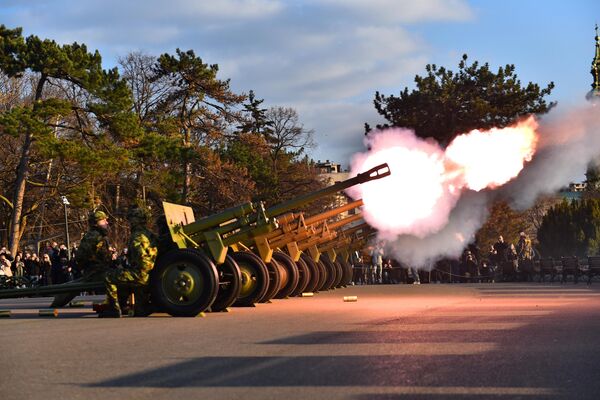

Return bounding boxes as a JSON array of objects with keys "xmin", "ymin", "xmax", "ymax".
[
  {"xmin": 560, "ymin": 256, "xmax": 582, "ymax": 284},
  {"xmin": 587, "ymin": 256, "xmax": 600, "ymax": 285},
  {"xmin": 539, "ymin": 258, "xmax": 557, "ymax": 283}
]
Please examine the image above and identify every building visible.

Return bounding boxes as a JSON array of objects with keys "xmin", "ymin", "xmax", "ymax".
[
  {"xmin": 315, "ymin": 160, "xmax": 358, "ymax": 218},
  {"xmin": 586, "ymin": 24, "xmax": 600, "ymax": 103},
  {"xmin": 315, "ymin": 160, "xmax": 342, "ymax": 174}
]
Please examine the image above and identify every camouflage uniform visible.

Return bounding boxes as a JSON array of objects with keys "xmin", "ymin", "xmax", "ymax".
[
  {"xmin": 101, "ymin": 207, "xmax": 158, "ymax": 317},
  {"xmin": 50, "ymin": 211, "xmax": 111, "ymax": 307}
]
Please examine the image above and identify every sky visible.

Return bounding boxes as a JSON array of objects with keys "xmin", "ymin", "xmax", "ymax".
[{"xmin": 1, "ymin": 0, "xmax": 599, "ymax": 169}]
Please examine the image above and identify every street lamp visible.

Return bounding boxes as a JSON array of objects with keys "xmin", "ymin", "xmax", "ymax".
[{"xmin": 61, "ymin": 196, "xmax": 70, "ymax": 259}]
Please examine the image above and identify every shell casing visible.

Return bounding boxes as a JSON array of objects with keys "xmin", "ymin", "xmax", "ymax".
[
  {"xmin": 39, "ymin": 309, "xmax": 59, "ymax": 317},
  {"xmin": 343, "ymin": 296, "xmax": 358, "ymax": 302}
]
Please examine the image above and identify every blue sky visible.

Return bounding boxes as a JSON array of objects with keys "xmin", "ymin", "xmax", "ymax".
[{"xmin": 2, "ymin": 0, "xmax": 599, "ymax": 168}]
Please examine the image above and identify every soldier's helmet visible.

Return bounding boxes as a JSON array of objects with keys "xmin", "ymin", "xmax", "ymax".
[
  {"xmin": 127, "ymin": 207, "xmax": 149, "ymax": 224},
  {"xmin": 88, "ymin": 210, "xmax": 108, "ymax": 224}
]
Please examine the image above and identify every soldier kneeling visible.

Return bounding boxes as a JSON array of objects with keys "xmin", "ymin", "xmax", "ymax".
[{"xmin": 99, "ymin": 206, "xmax": 158, "ymax": 318}]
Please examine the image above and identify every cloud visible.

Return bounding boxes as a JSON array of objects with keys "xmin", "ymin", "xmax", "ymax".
[
  {"xmin": 1, "ymin": 0, "xmax": 474, "ymax": 165},
  {"xmin": 313, "ymin": 0, "xmax": 475, "ymax": 23}
]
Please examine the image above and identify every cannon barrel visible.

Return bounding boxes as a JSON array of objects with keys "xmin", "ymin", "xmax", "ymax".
[
  {"xmin": 264, "ymin": 199, "xmax": 363, "ymax": 242},
  {"xmin": 182, "ymin": 202, "xmax": 255, "ymax": 236},
  {"xmin": 264, "ymin": 163, "xmax": 389, "ymax": 218},
  {"xmin": 0, "ymin": 281, "xmax": 103, "ymax": 299}
]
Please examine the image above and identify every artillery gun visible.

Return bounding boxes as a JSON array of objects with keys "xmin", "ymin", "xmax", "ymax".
[
  {"xmin": 0, "ymin": 164, "xmax": 390, "ymax": 317},
  {"xmin": 243, "ymin": 199, "xmax": 366, "ymax": 299},
  {"xmin": 155, "ymin": 163, "xmax": 389, "ymax": 315}
]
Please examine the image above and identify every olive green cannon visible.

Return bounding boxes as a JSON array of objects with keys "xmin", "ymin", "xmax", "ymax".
[
  {"xmin": 238, "ymin": 199, "xmax": 366, "ymax": 301},
  {"xmin": 0, "ymin": 163, "xmax": 390, "ymax": 317},
  {"xmin": 152, "ymin": 163, "xmax": 390, "ymax": 315}
]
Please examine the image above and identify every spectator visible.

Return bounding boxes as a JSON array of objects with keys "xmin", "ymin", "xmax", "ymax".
[
  {"xmin": 50, "ymin": 242, "xmax": 63, "ymax": 284},
  {"xmin": 40, "ymin": 253, "xmax": 52, "ymax": 285},
  {"xmin": 493, "ymin": 236, "xmax": 509, "ymax": 265},
  {"xmin": 371, "ymin": 243, "xmax": 384, "ymax": 284},
  {"xmin": 409, "ymin": 266, "xmax": 421, "ymax": 284},
  {"xmin": 0, "ymin": 253, "xmax": 13, "ymax": 278},
  {"xmin": 350, "ymin": 250, "xmax": 363, "ymax": 285},
  {"xmin": 12, "ymin": 254, "xmax": 25, "ymax": 278},
  {"xmin": 58, "ymin": 244, "xmax": 73, "ymax": 282},
  {"xmin": 516, "ymin": 232, "xmax": 534, "ymax": 282},
  {"xmin": 505, "ymin": 244, "xmax": 519, "ymax": 281},
  {"xmin": 461, "ymin": 249, "xmax": 479, "ymax": 282},
  {"xmin": 29, "ymin": 253, "xmax": 41, "ymax": 284}
]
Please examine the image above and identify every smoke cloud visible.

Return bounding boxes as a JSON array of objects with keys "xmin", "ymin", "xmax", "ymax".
[{"xmin": 349, "ymin": 104, "xmax": 600, "ymax": 268}]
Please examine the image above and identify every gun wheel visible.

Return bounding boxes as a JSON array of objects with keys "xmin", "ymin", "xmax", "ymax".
[
  {"xmin": 150, "ymin": 249, "xmax": 219, "ymax": 317},
  {"xmin": 259, "ymin": 258, "xmax": 282, "ymax": 303},
  {"xmin": 272, "ymin": 251, "xmax": 300, "ymax": 299},
  {"xmin": 315, "ymin": 259, "xmax": 328, "ymax": 292},
  {"xmin": 210, "ymin": 254, "xmax": 242, "ymax": 312},
  {"xmin": 320, "ymin": 255, "xmax": 337, "ymax": 291},
  {"xmin": 290, "ymin": 257, "xmax": 310, "ymax": 297},
  {"xmin": 300, "ymin": 253, "xmax": 320, "ymax": 294},
  {"xmin": 231, "ymin": 251, "xmax": 269, "ymax": 307}
]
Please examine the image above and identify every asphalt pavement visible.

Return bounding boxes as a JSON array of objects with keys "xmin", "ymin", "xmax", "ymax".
[{"xmin": 1, "ymin": 282, "xmax": 600, "ymax": 400}]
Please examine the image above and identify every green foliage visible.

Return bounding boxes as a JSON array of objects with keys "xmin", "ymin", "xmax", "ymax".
[
  {"xmin": 371, "ymin": 54, "xmax": 555, "ymax": 145},
  {"xmin": 537, "ymin": 199, "xmax": 600, "ymax": 257},
  {"xmin": 0, "ymin": 29, "xmax": 327, "ymax": 250},
  {"xmin": 237, "ymin": 90, "xmax": 274, "ymax": 139},
  {"xmin": 476, "ymin": 201, "xmax": 529, "ymax": 254},
  {"xmin": 223, "ymin": 133, "xmax": 278, "ymax": 202}
]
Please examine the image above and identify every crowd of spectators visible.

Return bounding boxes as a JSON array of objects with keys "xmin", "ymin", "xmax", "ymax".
[
  {"xmin": 351, "ymin": 232, "xmax": 536, "ymax": 285},
  {"xmin": 0, "ymin": 242, "xmax": 128, "ymax": 288},
  {"xmin": 0, "ymin": 232, "xmax": 536, "ymax": 288}
]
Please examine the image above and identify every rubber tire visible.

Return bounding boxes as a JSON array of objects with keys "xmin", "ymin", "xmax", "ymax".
[
  {"xmin": 150, "ymin": 248, "xmax": 219, "ymax": 317},
  {"xmin": 338, "ymin": 258, "xmax": 352, "ymax": 287},
  {"xmin": 210, "ymin": 254, "xmax": 242, "ymax": 312},
  {"xmin": 314, "ymin": 260, "xmax": 329, "ymax": 292},
  {"xmin": 259, "ymin": 258, "xmax": 282, "ymax": 303},
  {"xmin": 300, "ymin": 253, "xmax": 320, "ymax": 293},
  {"xmin": 335, "ymin": 259, "xmax": 346, "ymax": 287},
  {"xmin": 320, "ymin": 255, "xmax": 337, "ymax": 291},
  {"xmin": 272, "ymin": 251, "xmax": 300, "ymax": 299},
  {"xmin": 332, "ymin": 261, "xmax": 344, "ymax": 288},
  {"xmin": 290, "ymin": 257, "xmax": 310, "ymax": 297},
  {"xmin": 231, "ymin": 251, "xmax": 269, "ymax": 307}
]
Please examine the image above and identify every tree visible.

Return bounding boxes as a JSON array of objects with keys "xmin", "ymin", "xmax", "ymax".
[
  {"xmin": 151, "ymin": 49, "xmax": 245, "ymax": 202},
  {"xmin": 237, "ymin": 90, "xmax": 273, "ymax": 137},
  {"xmin": 475, "ymin": 201, "xmax": 529, "ymax": 255},
  {"xmin": 266, "ymin": 106, "xmax": 315, "ymax": 167},
  {"xmin": 537, "ymin": 199, "xmax": 600, "ymax": 258},
  {"xmin": 0, "ymin": 25, "xmax": 140, "ymax": 255},
  {"xmin": 370, "ymin": 54, "xmax": 555, "ymax": 146}
]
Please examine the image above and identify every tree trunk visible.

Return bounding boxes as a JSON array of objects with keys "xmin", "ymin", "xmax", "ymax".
[
  {"xmin": 8, "ymin": 74, "xmax": 45, "ymax": 256},
  {"xmin": 9, "ymin": 130, "xmax": 33, "ymax": 255},
  {"xmin": 182, "ymin": 126, "xmax": 191, "ymax": 203}
]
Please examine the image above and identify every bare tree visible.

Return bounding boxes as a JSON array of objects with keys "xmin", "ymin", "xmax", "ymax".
[{"xmin": 266, "ymin": 106, "xmax": 315, "ymax": 165}]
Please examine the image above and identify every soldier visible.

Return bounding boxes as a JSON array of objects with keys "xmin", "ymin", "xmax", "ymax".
[
  {"xmin": 49, "ymin": 210, "xmax": 112, "ymax": 307},
  {"xmin": 99, "ymin": 206, "xmax": 158, "ymax": 318}
]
